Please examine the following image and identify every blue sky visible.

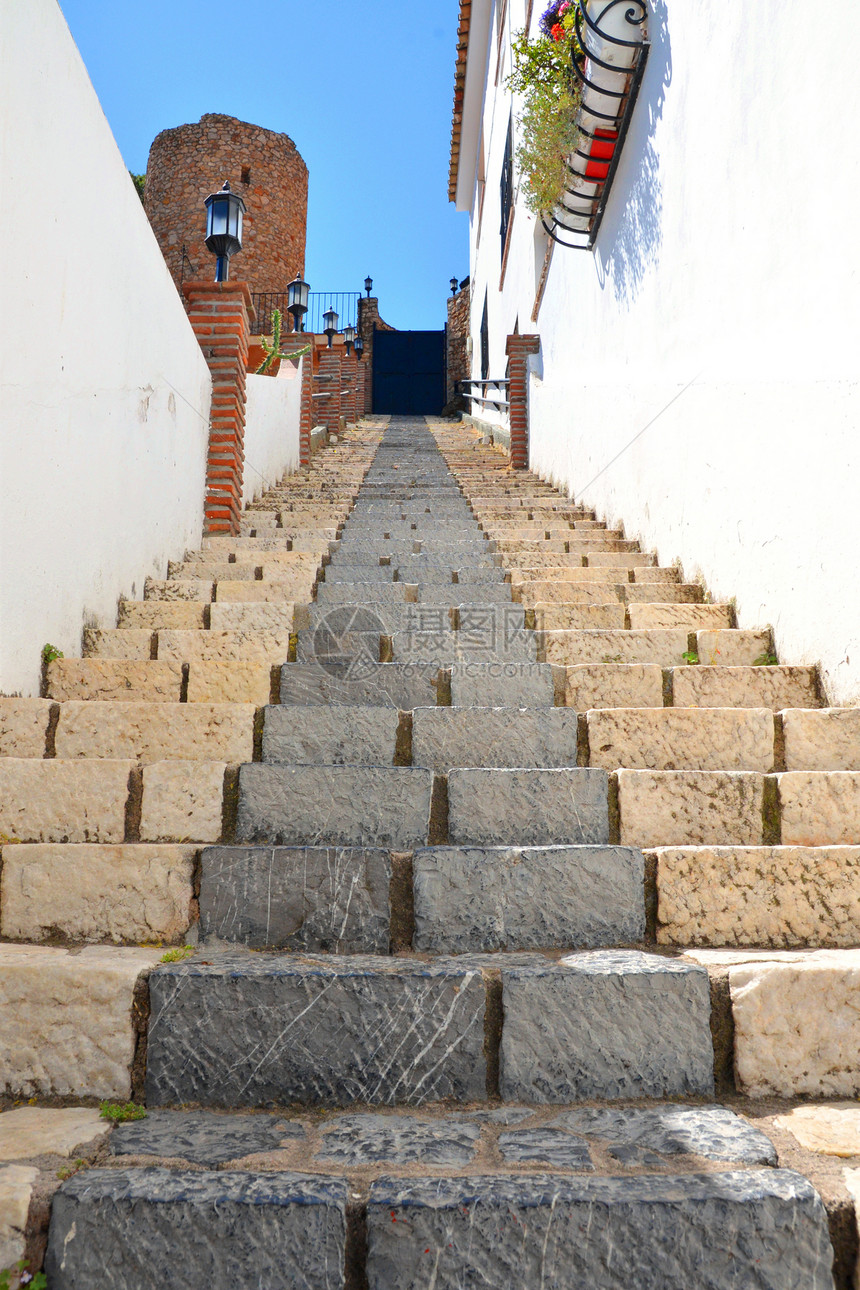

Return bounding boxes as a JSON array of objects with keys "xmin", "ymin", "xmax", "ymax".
[{"xmin": 59, "ymin": 0, "xmax": 468, "ymax": 331}]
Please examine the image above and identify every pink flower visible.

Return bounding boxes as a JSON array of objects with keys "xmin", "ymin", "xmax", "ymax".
[{"xmin": 559, "ymin": 2, "xmax": 571, "ymax": 12}]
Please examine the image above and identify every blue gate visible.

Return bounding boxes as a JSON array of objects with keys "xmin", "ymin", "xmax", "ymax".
[{"xmin": 372, "ymin": 329, "xmax": 446, "ymax": 415}]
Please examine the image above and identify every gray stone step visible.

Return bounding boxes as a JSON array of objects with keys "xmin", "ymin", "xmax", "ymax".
[
  {"xmin": 367, "ymin": 1170, "xmax": 834, "ymax": 1290},
  {"xmin": 412, "ymin": 706, "xmax": 578, "ymax": 770},
  {"xmin": 413, "ymin": 845, "xmax": 644, "ymax": 952},
  {"xmin": 449, "ymin": 660, "xmax": 556, "ymax": 706},
  {"xmin": 323, "ymin": 565, "xmax": 397, "ymax": 583},
  {"xmin": 500, "ymin": 951, "xmax": 714, "ymax": 1100},
  {"xmin": 279, "ymin": 661, "xmax": 440, "ymax": 708},
  {"xmin": 237, "ymin": 764, "xmax": 434, "ymax": 847},
  {"xmin": 391, "ymin": 629, "xmax": 536, "ymax": 665},
  {"xmin": 46, "ymin": 1168, "xmax": 347, "ymax": 1290},
  {"xmin": 315, "ymin": 581, "xmax": 408, "ymax": 604},
  {"xmin": 262, "ymin": 705, "xmax": 400, "ymax": 764},
  {"xmin": 199, "ymin": 845, "xmax": 390, "ymax": 952},
  {"xmin": 448, "ymin": 768, "xmax": 609, "ymax": 845},
  {"xmin": 146, "ymin": 952, "xmax": 487, "ymax": 1107}
]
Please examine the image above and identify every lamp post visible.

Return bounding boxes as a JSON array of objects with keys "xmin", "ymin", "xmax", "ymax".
[
  {"xmin": 450, "ymin": 277, "xmax": 459, "ymax": 296},
  {"xmin": 323, "ymin": 306, "xmax": 339, "ymax": 348},
  {"xmin": 343, "ymin": 324, "xmax": 356, "ymax": 356},
  {"xmin": 204, "ymin": 181, "xmax": 246, "ymax": 282},
  {"xmin": 364, "ymin": 276, "xmax": 373, "ymax": 298},
  {"xmin": 287, "ymin": 275, "xmax": 310, "ymax": 332},
  {"xmin": 354, "ymin": 333, "xmax": 364, "ymax": 360}
]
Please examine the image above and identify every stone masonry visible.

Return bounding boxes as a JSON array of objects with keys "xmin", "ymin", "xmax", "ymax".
[
  {"xmin": 2, "ymin": 416, "xmax": 860, "ymax": 1286},
  {"xmin": 144, "ymin": 113, "xmax": 308, "ymax": 294}
]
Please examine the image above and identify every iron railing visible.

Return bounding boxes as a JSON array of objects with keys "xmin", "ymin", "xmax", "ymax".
[
  {"xmin": 457, "ymin": 378, "xmax": 510, "ymax": 412},
  {"xmin": 543, "ymin": 0, "xmax": 650, "ymax": 250},
  {"xmin": 251, "ymin": 291, "xmax": 361, "ymax": 337}
]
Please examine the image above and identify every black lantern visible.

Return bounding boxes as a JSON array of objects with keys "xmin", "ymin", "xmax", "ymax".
[
  {"xmin": 343, "ymin": 324, "xmax": 356, "ymax": 356},
  {"xmin": 450, "ymin": 277, "xmax": 459, "ymax": 296},
  {"xmin": 323, "ymin": 306, "xmax": 339, "ymax": 348},
  {"xmin": 287, "ymin": 275, "xmax": 310, "ymax": 332},
  {"xmin": 354, "ymin": 333, "xmax": 364, "ymax": 360},
  {"xmin": 364, "ymin": 276, "xmax": 373, "ymax": 297},
  {"xmin": 204, "ymin": 181, "xmax": 246, "ymax": 282}
]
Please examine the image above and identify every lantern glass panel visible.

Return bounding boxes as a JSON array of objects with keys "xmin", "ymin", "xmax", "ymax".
[
  {"xmin": 344, "ymin": 325, "xmax": 356, "ymax": 345},
  {"xmin": 209, "ymin": 201, "xmax": 228, "ymax": 238}
]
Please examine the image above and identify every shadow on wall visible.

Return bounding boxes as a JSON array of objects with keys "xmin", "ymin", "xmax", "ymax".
[{"xmin": 594, "ymin": 0, "xmax": 672, "ymax": 304}]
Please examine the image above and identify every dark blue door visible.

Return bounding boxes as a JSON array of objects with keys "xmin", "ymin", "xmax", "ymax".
[{"xmin": 372, "ymin": 330, "xmax": 446, "ymax": 415}]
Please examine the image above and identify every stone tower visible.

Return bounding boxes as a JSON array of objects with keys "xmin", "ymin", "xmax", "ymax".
[{"xmin": 144, "ymin": 113, "xmax": 308, "ymax": 295}]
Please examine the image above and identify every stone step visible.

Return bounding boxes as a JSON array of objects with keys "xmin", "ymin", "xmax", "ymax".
[
  {"xmin": 391, "ymin": 629, "xmax": 536, "ymax": 665},
  {"xmin": 315, "ymin": 580, "xmax": 408, "ymax": 604},
  {"xmin": 145, "ymin": 951, "xmax": 488, "ymax": 1107},
  {"xmin": 778, "ymin": 772, "xmax": 860, "ymax": 844},
  {"xmin": 213, "ymin": 579, "xmax": 304, "ymax": 603},
  {"xmin": 585, "ymin": 707, "xmax": 775, "ymax": 771},
  {"xmin": 0, "ymin": 843, "xmax": 196, "ymax": 944},
  {"xmin": 117, "ymin": 601, "xmax": 205, "ymax": 631},
  {"xmin": 209, "ymin": 602, "xmax": 296, "ymax": 632},
  {"xmin": 413, "ymin": 844, "xmax": 644, "ymax": 952},
  {"xmin": 416, "ymin": 582, "xmax": 513, "ymax": 605},
  {"xmin": 144, "ymin": 577, "xmax": 214, "ymax": 602},
  {"xmin": 449, "ymin": 661, "xmax": 556, "ymax": 707},
  {"xmin": 0, "ymin": 758, "xmax": 134, "ymax": 843},
  {"xmin": 198, "ymin": 845, "xmax": 391, "ymax": 952},
  {"xmin": 695, "ymin": 629, "xmax": 773, "ymax": 666},
  {"xmin": 0, "ymin": 697, "xmax": 55, "ymax": 756},
  {"xmin": 525, "ymin": 583, "xmax": 703, "ymax": 606},
  {"xmin": 448, "ymin": 768, "xmax": 609, "ymax": 846},
  {"xmin": 539, "ymin": 628, "xmax": 689, "ymax": 666},
  {"xmin": 562, "ymin": 664, "xmax": 664, "ymax": 710},
  {"xmin": 0, "ymin": 944, "xmax": 160, "ymax": 1098},
  {"xmin": 686, "ymin": 947, "xmax": 860, "ymax": 1099},
  {"xmin": 157, "ymin": 629, "xmax": 292, "ymax": 664},
  {"xmin": 782, "ymin": 708, "xmax": 860, "ymax": 770},
  {"xmin": 368, "ymin": 1169, "xmax": 832, "ymax": 1289},
  {"xmin": 53, "ymin": 701, "xmax": 255, "ymax": 762},
  {"xmin": 628, "ymin": 603, "xmax": 734, "ymax": 630},
  {"xmin": 46, "ymin": 1168, "xmax": 348, "ymax": 1290},
  {"xmin": 652, "ymin": 846, "xmax": 860, "ymax": 948},
  {"xmin": 534, "ymin": 603, "xmax": 626, "ymax": 630},
  {"xmin": 671, "ymin": 664, "xmax": 821, "ymax": 709},
  {"xmin": 262, "ymin": 705, "xmax": 400, "ymax": 765},
  {"xmin": 187, "ymin": 660, "xmax": 274, "ymax": 704},
  {"xmin": 169, "ymin": 561, "xmax": 258, "ymax": 582},
  {"xmin": 279, "ymin": 661, "xmax": 440, "ymax": 708},
  {"xmin": 237, "ymin": 764, "xmax": 434, "ymax": 848},
  {"xmin": 412, "ymin": 706, "xmax": 579, "ymax": 771},
  {"xmin": 617, "ymin": 770, "xmax": 765, "ymax": 847}
]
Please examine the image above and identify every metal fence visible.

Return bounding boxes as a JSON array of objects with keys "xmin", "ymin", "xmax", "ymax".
[{"xmin": 251, "ymin": 291, "xmax": 361, "ymax": 337}]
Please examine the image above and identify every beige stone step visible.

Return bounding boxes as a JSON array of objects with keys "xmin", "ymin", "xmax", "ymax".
[
  {"xmin": 0, "ymin": 843, "xmax": 196, "ymax": 943},
  {"xmin": 214, "ymin": 580, "xmax": 307, "ymax": 604},
  {"xmin": 53, "ymin": 701, "xmax": 255, "ymax": 762},
  {"xmin": 586, "ymin": 552, "xmax": 657, "ymax": 569},
  {"xmin": 534, "ymin": 604, "xmax": 626, "ymax": 630},
  {"xmin": 671, "ymin": 664, "xmax": 820, "ymax": 710},
  {"xmin": 782, "ymin": 709, "xmax": 860, "ymax": 771},
  {"xmin": 140, "ymin": 761, "xmax": 228, "ymax": 842},
  {"xmin": 631, "ymin": 567, "xmax": 681, "ymax": 584},
  {"xmin": 209, "ymin": 602, "xmax": 297, "ymax": 632},
  {"xmin": 230, "ymin": 549, "xmax": 323, "ymax": 567},
  {"xmin": 0, "ymin": 759, "xmax": 134, "ymax": 843},
  {"xmin": 117, "ymin": 601, "xmax": 206, "ymax": 631},
  {"xmin": 0, "ymin": 698, "xmax": 53, "ymax": 757},
  {"xmin": 187, "ymin": 660, "xmax": 274, "ymax": 704},
  {"xmin": 653, "ymin": 846, "xmax": 860, "ymax": 948},
  {"xmin": 539, "ymin": 628, "xmax": 689, "ymax": 667},
  {"xmin": 510, "ymin": 566, "xmax": 627, "ymax": 584},
  {"xmin": 157, "ymin": 628, "xmax": 292, "ymax": 664},
  {"xmin": 685, "ymin": 948, "xmax": 860, "ymax": 1098},
  {"xmin": 46, "ymin": 659, "xmax": 183, "ymax": 703},
  {"xmin": 0, "ymin": 944, "xmax": 160, "ymax": 1098},
  {"xmin": 258, "ymin": 564, "xmax": 321, "ymax": 592},
  {"xmin": 563, "ymin": 664, "xmax": 664, "ymax": 710},
  {"xmin": 517, "ymin": 584, "xmax": 628, "ymax": 606},
  {"xmin": 617, "ymin": 769, "xmax": 765, "ymax": 847},
  {"xmin": 83, "ymin": 628, "xmax": 154, "ymax": 660},
  {"xmin": 695, "ymin": 629, "xmax": 773, "ymax": 667},
  {"xmin": 143, "ymin": 578, "xmax": 214, "ymax": 602},
  {"xmin": 168, "ymin": 561, "xmax": 257, "ymax": 582},
  {"xmin": 779, "ymin": 772, "xmax": 860, "ymax": 845},
  {"xmin": 628, "ymin": 604, "xmax": 733, "ymax": 630},
  {"xmin": 587, "ymin": 708, "xmax": 774, "ymax": 771}
]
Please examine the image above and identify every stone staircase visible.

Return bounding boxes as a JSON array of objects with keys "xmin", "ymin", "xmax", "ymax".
[{"xmin": 1, "ymin": 415, "xmax": 857, "ymax": 1287}]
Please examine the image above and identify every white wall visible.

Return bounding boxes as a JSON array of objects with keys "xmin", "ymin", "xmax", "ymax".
[
  {"xmin": 461, "ymin": 0, "xmax": 860, "ymax": 704},
  {"xmin": 242, "ymin": 362, "xmax": 303, "ymax": 506},
  {"xmin": 0, "ymin": 0, "xmax": 212, "ymax": 696}
]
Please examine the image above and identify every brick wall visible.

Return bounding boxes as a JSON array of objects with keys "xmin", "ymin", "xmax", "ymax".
[{"xmin": 145, "ymin": 113, "xmax": 308, "ymax": 295}]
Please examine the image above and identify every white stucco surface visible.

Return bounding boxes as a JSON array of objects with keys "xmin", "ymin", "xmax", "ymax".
[
  {"xmin": 242, "ymin": 363, "xmax": 303, "ymax": 506},
  {"xmin": 460, "ymin": 0, "xmax": 860, "ymax": 703},
  {"xmin": 0, "ymin": 0, "xmax": 212, "ymax": 696}
]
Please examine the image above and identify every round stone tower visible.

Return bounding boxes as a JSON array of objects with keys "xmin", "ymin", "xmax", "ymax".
[{"xmin": 144, "ymin": 113, "xmax": 308, "ymax": 295}]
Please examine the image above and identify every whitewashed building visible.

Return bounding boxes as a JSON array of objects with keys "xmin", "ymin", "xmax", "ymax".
[{"xmin": 449, "ymin": 0, "xmax": 860, "ymax": 704}]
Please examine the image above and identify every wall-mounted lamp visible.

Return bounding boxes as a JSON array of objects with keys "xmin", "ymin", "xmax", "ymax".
[
  {"xmin": 450, "ymin": 277, "xmax": 459, "ymax": 296},
  {"xmin": 287, "ymin": 275, "xmax": 310, "ymax": 332},
  {"xmin": 343, "ymin": 324, "xmax": 356, "ymax": 356},
  {"xmin": 354, "ymin": 333, "xmax": 364, "ymax": 360},
  {"xmin": 323, "ymin": 306, "xmax": 340, "ymax": 348}
]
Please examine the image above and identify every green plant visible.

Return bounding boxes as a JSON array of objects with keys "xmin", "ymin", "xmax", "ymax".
[
  {"xmin": 255, "ymin": 309, "xmax": 312, "ymax": 375},
  {"xmin": 508, "ymin": 5, "xmax": 583, "ymax": 216},
  {"xmin": 682, "ymin": 650, "xmax": 700, "ymax": 665},
  {"xmin": 753, "ymin": 652, "xmax": 779, "ymax": 667},
  {"xmin": 160, "ymin": 944, "xmax": 195, "ymax": 963},
  {"xmin": 56, "ymin": 1158, "xmax": 86, "ymax": 1182},
  {"xmin": 99, "ymin": 1101, "xmax": 147, "ymax": 1124},
  {"xmin": 129, "ymin": 172, "xmax": 146, "ymax": 204},
  {"xmin": 41, "ymin": 643, "xmax": 64, "ymax": 666},
  {"xmin": 0, "ymin": 1260, "xmax": 47, "ymax": 1289}
]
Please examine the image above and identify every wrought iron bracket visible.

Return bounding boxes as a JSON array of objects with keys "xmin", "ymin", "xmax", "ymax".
[{"xmin": 542, "ymin": 0, "xmax": 650, "ymax": 251}]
